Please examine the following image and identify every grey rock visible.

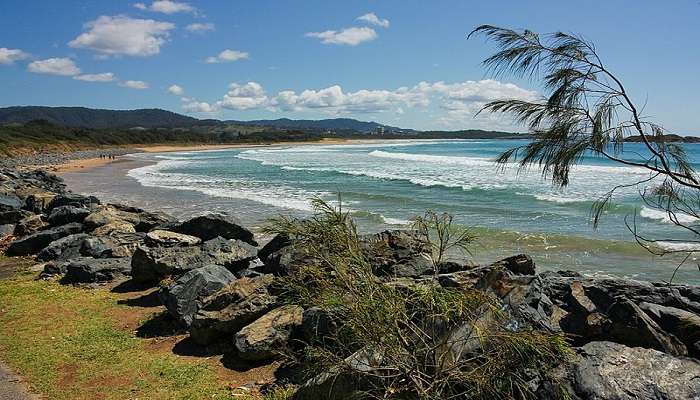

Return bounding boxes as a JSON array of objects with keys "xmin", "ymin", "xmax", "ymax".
[
  {"xmin": 299, "ymin": 307, "xmax": 337, "ymax": 343},
  {"xmin": 641, "ymin": 302, "xmax": 700, "ymax": 357},
  {"xmin": 131, "ymin": 237, "xmax": 257, "ymax": 283},
  {"xmin": 62, "ymin": 257, "xmax": 131, "ymax": 283},
  {"xmin": 6, "ymin": 222, "xmax": 84, "ymax": 256},
  {"xmin": 36, "ymin": 233, "xmax": 90, "ymax": 262},
  {"xmin": 47, "ymin": 193, "xmax": 99, "ymax": 211},
  {"xmin": 190, "ymin": 274, "xmax": 277, "ymax": 345},
  {"xmin": 133, "ymin": 210, "xmax": 176, "ymax": 232},
  {"xmin": 234, "ymin": 305, "xmax": 303, "ymax": 361},
  {"xmin": 258, "ymin": 233, "xmax": 291, "ymax": 263},
  {"xmin": 13, "ymin": 214, "xmax": 47, "ymax": 237},
  {"xmin": 0, "ymin": 193, "xmax": 22, "ymax": 212},
  {"xmin": 166, "ymin": 213, "xmax": 257, "ymax": 245},
  {"xmin": 491, "ymin": 254, "xmax": 536, "ymax": 275},
  {"xmin": 159, "ymin": 265, "xmax": 236, "ymax": 327},
  {"xmin": 47, "ymin": 206, "xmax": 90, "ymax": 226},
  {"xmin": 0, "ymin": 209, "xmax": 31, "ymax": 225},
  {"xmin": 0, "ymin": 223, "xmax": 14, "ymax": 237},
  {"xmin": 145, "ymin": 230, "xmax": 201, "ymax": 247},
  {"xmin": 573, "ymin": 341, "xmax": 700, "ymax": 400},
  {"xmin": 360, "ymin": 229, "xmax": 430, "ymax": 276}
]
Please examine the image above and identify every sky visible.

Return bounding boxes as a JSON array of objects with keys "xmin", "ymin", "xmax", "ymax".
[{"xmin": 1, "ymin": 0, "xmax": 699, "ymax": 132}]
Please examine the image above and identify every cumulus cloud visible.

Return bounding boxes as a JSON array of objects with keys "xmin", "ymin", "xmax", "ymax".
[
  {"xmin": 134, "ymin": 1, "xmax": 195, "ymax": 14},
  {"xmin": 168, "ymin": 84, "xmax": 184, "ymax": 95},
  {"xmin": 205, "ymin": 49, "xmax": 249, "ymax": 63},
  {"xmin": 0, "ymin": 48, "xmax": 30, "ymax": 65},
  {"xmin": 357, "ymin": 13, "xmax": 390, "ymax": 28},
  {"xmin": 73, "ymin": 72, "xmax": 116, "ymax": 82},
  {"xmin": 69, "ymin": 15, "xmax": 175, "ymax": 57},
  {"xmin": 185, "ymin": 23, "xmax": 215, "ymax": 33},
  {"xmin": 181, "ymin": 97, "xmax": 217, "ymax": 113},
  {"xmin": 120, "ymin": 80, "xmax": 149, "ymax": 89},
  {"xmin": 305, "ymin": 27, "xmax": 377, "ymax": 46},
  {"xmin": 218, "ymin": 82, "xmax": 268, "ymax": 110},
  {"xmin": 28, "ymin": 58, "xmax": 81, "ymax": 76}
]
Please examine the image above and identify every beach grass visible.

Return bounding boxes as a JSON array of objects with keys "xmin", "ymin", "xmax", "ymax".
[{"xmin": 0, "ymin": 258, "xmax": 259, "ymax": 400}]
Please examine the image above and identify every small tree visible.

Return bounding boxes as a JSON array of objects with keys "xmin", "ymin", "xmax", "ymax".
[{"xmin": 469, "ymin": 25, "xmax": 700, "ymax": 282}]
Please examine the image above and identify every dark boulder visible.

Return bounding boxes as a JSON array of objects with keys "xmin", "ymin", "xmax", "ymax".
[
  {"xmin": 159, "ymin": 265, "xmax": 237, "ymax": 327},
  {"xmin": 573, "ymin": 341, "xmax": 700, "ymax": 400},
  {"xmin": 47, "ymin": 193, "xmax": 99, "ymax": 211},
  {"xmin": 640, "ymin": 302, "xmax": 700, "ymax": 357},
  {"xmin": 13, "ymin": 214, "xmax": 47, "ymax": 237},
  {"xmin": 6, "ymin": 222, "xmax": 84, "ymax": 256},
  {"xmin": 23, "ymin": 191, "xmax": 57, "ymax": 214},
  {"xmin": 0, "ymin": 193, "xmax": 22, "ymax": 212},
  {"xmin": 166, "ymin": 213, "xmax": 257, "ymax": 245},
  {"xmin": 234, "ymin": 305, "xmax": 303, "ymax": 361},
  {"xmin": 47, "ymin": 206, "xmax": 90, "ymax": 226},
  {"xmin": 360, "ymin": 230, "xmax": 430, "ymax": 275},
  {"xmin": 258, "ymin": 233, "xmax": 291, "ymax": 263},
  {"xmin": 299, "ymin": 307, "xmax": 337, "ymax": 343},
  {"xmin": 0, "ymin": 223, "xmax": 14, "ymax": 237},
  {"xmin": 131, "ymin": 237, "xmax": 257, "ymax": 283},
  {"xmin": 36, "ymin": 233, "xmax": 90, "ymax": 261},
  {"xmin": 0, "ymin": 209, "xmax": 31, "ymax": 225},
  {"xmin": 491, "ymin": 254, "xmax": 536, "ymax": 275},
  {"xmin": 190, "ymin": 274, "xmax": 277, "ymax": 345},
  {"xmin": 262, "ymin": 244, "xmax": 312, "ymax": 276},
  {"xmin": 62, "ymin": 257, "xmax": 132, "ymax": 283},
  {"xmin": 133, "ymin": 210, "xmax": 176, "ymax": 232}
]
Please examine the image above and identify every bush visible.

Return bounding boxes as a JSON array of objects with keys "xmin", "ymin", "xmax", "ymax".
[{"xmin": 265, "ymin": 199, "xmax": 572, "ymax": 399}]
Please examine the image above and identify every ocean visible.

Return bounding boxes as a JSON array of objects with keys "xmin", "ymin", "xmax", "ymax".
[{"xmin": 65, "ymin": 139, "xmax": 700, "ymax": 284}]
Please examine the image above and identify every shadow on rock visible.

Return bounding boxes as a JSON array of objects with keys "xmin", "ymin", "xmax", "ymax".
[
  {"xmin": 221, "ymin": 351, "xmax": 272, "ymax": 372},
  {"xmin": 136, "ymin": 311, "xmax": 186, "ymax": 338}
]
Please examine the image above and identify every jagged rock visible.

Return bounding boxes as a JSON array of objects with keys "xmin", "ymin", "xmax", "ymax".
[
  {"xmin": 299, "ymin": 307, "xmax": 337, "ymax": 343},
  {"xmin": 47, "ymin": 205, "xmax": 90, "ymax": 226},
  {"xmin": 80, "ymin": 236, "xmax": 114, "ymax": 258},
  {"xmin": 6, "ymin": 222, "xmax": 84, "ymax": 256},
  {"xmin": 131, "ymin": 237, "xmax": 257, "ymax": 283},
  {"xmin": 133, "ymin": 210, "xmax": 176, "ymax": 232},
  {"xmin": 258, "ymin": 233, "xmax": 291, "ymax": 263},
  {"xmin": 92, "ymin": 221, "xmax": 136, "ymax": 236},
  {"xmin": 62, "ymin": 257, "xmax": 131, "ymax": 283},
  {"xmin": 491, "ymin": 254, "xmax": 536, "ymax": 275},
  {"xmin": 47, "ymin": 193, "xmax": 99, "ymax": 211},
  {"xmin": 0, "ymin": 209, "xmax": 31, "ymax": 225},
  {"xmin": 0, "ymin": 193, "xmax": 22, "ymax": 212},
  {"xmin": 573, "ymin": 341, "xmax": 700, "ymax": 400},
  {"xmin": 159, "ymin": 265, "xmax": 237, "ymax": 327},
  {"xmin": 166, "ymin": 213, "xmax": 257, "ymax": 245},
  {"xmin": 0, "ymin": 224, "xmax": 14, "ymax": 237},
  {"xmin": 262, "ymin": 244, "xmax": 312, "ymax": 276},
  {"xmin": 84, "ymin": 206, "xmax": 140, "ymax": 231},
  {"xmin": 607, "ymin": 297, "xmax": 687, "ymax": 356},
  {"xmin": 234, "ymin": 305, "xmax": 303, "ymax": 361},
  {"xmin": 190, "ymin": 274, "xmax": 277, "ymax": 345},
  {"xmin": 103, "ymin": 231, "xmax": 146, "ymax": 257},
  {"xmin": 145, "ymin": 230, "xmax": 201, "ymax": 247},
  {"xmin": 360, "ymin": 229, "xmax": 430, "ymax": 275},
  {"xmin": 13, "ymin": 214, "xmax": 47, "ymax": 237},
  {"xmin": 640, "ymin": 302, "xmax": 700, "ymax": 356},
  {"xmin": 36, "ymin": 233, "xmax": 90, "ymax": 261},
  {"xmin": 23, "ymin": 191, "xmax": 56, "ymax": 214}
]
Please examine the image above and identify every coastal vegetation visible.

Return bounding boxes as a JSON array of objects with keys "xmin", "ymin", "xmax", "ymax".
[{"xmin": 470, "ymin": 25, "xmax": 700, "ymax": 279}]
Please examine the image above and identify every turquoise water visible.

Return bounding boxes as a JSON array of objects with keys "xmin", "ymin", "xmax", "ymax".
[{"xmin": 124, "ymin": 139, "xmax": 700, "ymax": 284}]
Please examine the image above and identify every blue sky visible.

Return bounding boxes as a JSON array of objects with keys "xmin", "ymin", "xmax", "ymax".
[{"xmin": 1, "ymin": 0, "xmax": 699, "ymax": 132}]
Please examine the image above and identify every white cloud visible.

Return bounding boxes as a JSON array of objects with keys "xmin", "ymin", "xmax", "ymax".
[
  {"xmin": 68, "ymin": 15, "xmax": 175, "ymax": 57},
  {"xmin": 28, "ymin": 58, "xmax": 81, "ymax": 76},
  {"xmin": 181, "ymin": 97, "xmax": 217, "ymax": 113},
  {"xmin": 305, "ymin": 27, "xmax": 377, "ymax": 46},
  {"xmin": 168, "ymin": 84, "xmax": 184, "ymax": 95},
  {"xmin": 134, "ymin": 1, "xmax": 195, "ymax": 14},
  {"xmin": 73, "ymin": 72, "xmax": 116, "ymax": 82},
  {"xmin": 0, "ymin": 48, "xmax": 30, "ymax": 65},
  {"xmin": 205, "ymin": 49, "xmax": 249, "ymax": 63},
  {"xmin": 218, "ymin": 82, "xmax": 268, "ymax": 110},
  {"xmin": 186, "ymin": 23, "xmax": 215, "ymax": 33},
  {"xmin": 120, "ymin": 80, "xmax": 149, "ymax": 89},
  {"xmin": 357, "ymin": 13, "xmax": 390, "ymax": 28}
]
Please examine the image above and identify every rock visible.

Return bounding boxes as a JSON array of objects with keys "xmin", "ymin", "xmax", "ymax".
[
  {"xmin": 360, "ymin": 230, "xmax": 430, "ymax": 276},
  {"xmin": 79, "ymin": 236, "xmax": 115, "ymax": 258},
  {"xmin": 92, "ymin": 221, "xmax": 136, "ymax": 236},
  {"xmin": 159, "ymin": 265, "xmax": 237, "ymax": 327},
  {"xmin": 36, "ymin": 233, "xmax": 90, "ymax": 261},
  {"xmin": 292, "ymin": 349, "xmax": 379, "ymax": 400},
  {"xmin": 377, "ymin": 254, "xmax": 435, "ymax": 278},
  {"xmin": 258, "ymin": 233, "xmax": 291, "ymax": 263},
  {"xmin": 47, "ymin": 206, "xmax": 90, "ymax": 226},
  {"xmin": 133, "ymin": 211, "xmax": 176, "ymax": 232},
  {"xmin": 190, "ymin": 274, "xmax": 277, "ymax": 345},
  {"xmin": 6, "ymin": 222, "xmax": 84, "ymax": 256},
  {"xmin": 145, "ymin": 230, "xmax": 201, "ymax": 247},
  {"xmin": 0, "ymin": 193, "xmax": 22, "ymax": 212},
  {"xmin": 262, "ymin": 244, "xmax": 312, "ymax": 276},
  {"xmin": 234, "ymin": 305, "xmax": 303, "ymax": 361},
  {"xmin": 573, "ymin": 341, "xmax": 700, "ymax": 400},
  {"xmin": 0, "ymin": 223, "xmax": 14, "ymax": 237},
  {"xmin": 103, "ymin": 231, "xmax": 145, "ymax": 257},
  {"xmin": 47, "ymin": 193, "xmax": 99, "ymax": 211},
  {"xmin": 299, "ymin": 307, "xmax": 337, "ymax": 343},
  {"xmin": 62, "ymin": 257, "xmax": 132, "ymax": 283},
  {"xmin": 13, "ymin": 214, "xmax": 47, "ymax": 237},
  {"xmin": 166, "ymin": 213, "xmax": 257, "ymax": 245},
  {"xmin": 131, "ymin": 237, "xmax": 257, "ymax": 283},
  {"xmin": 491, "ymin": 254, "xmax": 535, "ymax": 275},
  {"xmin": 24, "ymin": 191, "xmax": 56, "ymax": 214},
  {"xmin": 84, "ymin": 206, "xmax": 139, "ymax": 231},
  {"xmin": 0, "ymin": 209, "xmax": 31, "ymax": 225},
  {"xmin": 640, "ymin": 302, "xmax": 700, "ymax": 357}
]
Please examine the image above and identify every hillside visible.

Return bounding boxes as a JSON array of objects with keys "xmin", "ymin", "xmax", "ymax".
[{"xmin": 231, "ymin": 117, "xmax": 402, "ymax": 132}]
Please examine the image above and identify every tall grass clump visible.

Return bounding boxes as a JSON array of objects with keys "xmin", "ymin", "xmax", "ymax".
[{"xmin": 264, "ymin": 199, "xmax": 572, "ymax": 399}]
